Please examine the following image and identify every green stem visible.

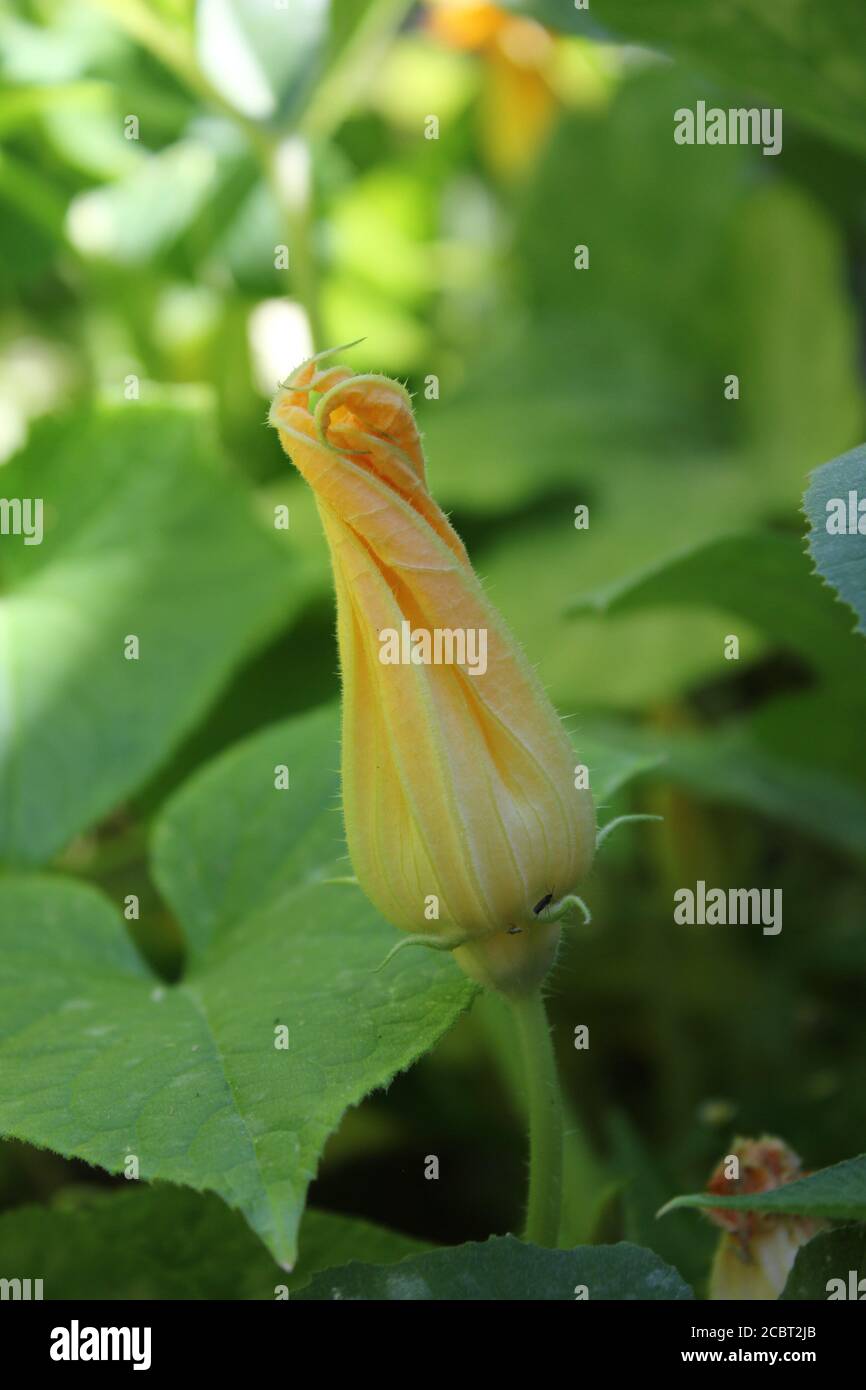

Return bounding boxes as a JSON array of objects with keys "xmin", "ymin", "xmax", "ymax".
[
  {"xmin": 255, "ymin": 139, "xmax": 322, "ymax": 348},
  {"xmin": 299, "ymin": 0, "xmax": 416, "ymax": 142},
  {"xmin": 510, "ymin": 989, "xmax": 564, "ymax": 1247}
]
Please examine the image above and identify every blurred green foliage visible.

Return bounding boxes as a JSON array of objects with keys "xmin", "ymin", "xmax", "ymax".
[{"xmin": 2, "ymin": 0, "xmax": 866, "ymax": 1296}]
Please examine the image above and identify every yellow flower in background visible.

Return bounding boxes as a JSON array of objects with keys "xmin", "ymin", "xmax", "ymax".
[
  {"xmin": 705, "ymin": 1136, "xmax": 820, "ymax": 1300},
  {"xmin": 269, "ymin": 349, "xmax": 595, "ymax": 996},
  {"xmin": 425, "ymin": 1, "xmax": 558, "ymax": 178}
]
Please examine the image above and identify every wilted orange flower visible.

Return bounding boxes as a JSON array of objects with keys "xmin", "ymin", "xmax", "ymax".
[
  {"xmin": 705, "ymin": 1136, "xmax": 820, "ymax": 1300},
  {"xmin": 269, "ymin": 349, "xmax": 595, "ymax": 996}
]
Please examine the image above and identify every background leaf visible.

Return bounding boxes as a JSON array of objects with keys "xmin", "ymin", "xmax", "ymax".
[
  {"xmin": 572, "ymin": 731, "xmax": 662, "ymax": 807},
  {"xmin": 293, "ymin": 1234, "xmax": 694, "ymax": 1300},
  {"xmin": 195, "ymin": 0, "xmax": 331, "ymax": 123},
  {"xmin": 605, "ymin": 1110, "xmax": 714, "ymax": 1293},
  {"xmin": 0, "ymin": 401, "xmax": 299, "ymax": 866},
  {"xmin": 570, "ymin": 532, "xmax": 864, "ymax": 680},
  {"xmin": 661, "ymin": 1154, "xmax": 866, "ymax": 1222},
  {"xmin": 567, "ymin": 532, "xmax": 866, "ymax": 856},
  {"xmin": 584, "ymin": 721, "xmax": 866, "ymax": 859},
  {"xmin": 780, "ymin": 1224, "xmax": 866, "ymax": 1300},
  {"xmin": 805, "ymin": 444, "xmax": 866, "ymax": 638},
  {"xmin": 0, "ymin": 1184, "xmax": 426, "ymax": 1299},
  {"xmin": 505, "ymin": 0, "xmax": 866, "ymax": 154}
]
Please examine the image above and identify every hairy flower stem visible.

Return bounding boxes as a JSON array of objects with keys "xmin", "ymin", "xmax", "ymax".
[{"xmin": 510, "ymin": 989, "xmax": 564, "ymax": 1247}]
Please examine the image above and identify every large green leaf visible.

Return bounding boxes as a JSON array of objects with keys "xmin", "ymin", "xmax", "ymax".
[
  {"xmin": 729, "ymin": 186, "xmax": 862, "ymax": 502},
  {"xmin": 569, "ymin": 532, "xmax": 866, "ymax": 683},
  {"xmin": 660, "ymin": 1154, "xmax": 866, "ymax": 1222},
  {"xmin": 598, "ymin": 721, "xmax": 866, "ymax": 859},
  {"xmin": 781, "ymin": 1224, "xmax": 866, "ymax": 1300},
  {"xmin": 0, "ymin": 705, "xmax": 475, "ymax": 1267},
  {"xmin": 476, "ymin": 474, "xmax": 765, "ymax": 714},
  {"xmin": 0, "ymin": 1185, "xmax": 426, "ymax": 1299},
  {"xmin": 505, "ymin": 0, "xmax": 866, "ymax": 154},
  {"xmin": 567, "ymin": 532, "xmax": 866, "ymax": 853},
  {"xmin": 0, "ymin": 401, "xmax": 299, "ymax": 866},
  {"xmin": 805, "ymin": 445, "xmax": 866, "ymax": 640},
  {"xmin": 294, "ymin": 1234, "xmax": 694, "ymax": 1300}
]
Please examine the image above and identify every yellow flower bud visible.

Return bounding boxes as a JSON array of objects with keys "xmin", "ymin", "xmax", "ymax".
[{"xmin": 269, "ymin": 350, "xmax": 595, "ymax": 995}]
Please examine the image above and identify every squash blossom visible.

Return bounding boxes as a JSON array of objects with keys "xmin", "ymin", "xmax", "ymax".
[{"xmin": 269, "ymin": 350, "xmax": 595, "ymax": 995}]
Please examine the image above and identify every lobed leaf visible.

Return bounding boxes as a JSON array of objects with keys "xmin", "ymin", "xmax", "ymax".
[{"xmin": 0, "ymin": 705, "xmax": 475, "ymax": 1268}]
